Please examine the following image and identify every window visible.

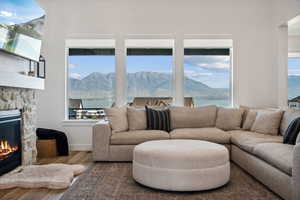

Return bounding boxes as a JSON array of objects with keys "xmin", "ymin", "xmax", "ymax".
[
  {"xmin": 65, "ymin": 38, "xmax": 235, "ymax": 121},
  {"xmin": 126, "ymin": 39, "xmax": 174, "ymax": 106},
  {"xmin": 184, "ymin": 47, "xmax": 232, "ymax": 107},
  {"xmin": 67, "ymin": 47, "xmax": 115, "ymax": 120},
  {"xmin": 288, "ymin": 53, "xmax": 300, "ymax": 109}
]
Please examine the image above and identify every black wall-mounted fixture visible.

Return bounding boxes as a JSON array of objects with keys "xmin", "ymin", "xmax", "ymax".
[{"xmin": 28, "ymin": 55, "xmax": 46, "ymax": 79}]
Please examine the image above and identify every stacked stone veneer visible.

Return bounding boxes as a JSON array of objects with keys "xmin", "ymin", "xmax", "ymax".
[{"xmin": 0, "ymin": 86, "xmax": 37, "ymax": 165}]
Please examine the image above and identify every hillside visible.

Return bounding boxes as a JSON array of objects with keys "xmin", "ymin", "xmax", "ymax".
[{"xmin": 69, "ymin": 71, "xmax": 229, "ymax": 99}]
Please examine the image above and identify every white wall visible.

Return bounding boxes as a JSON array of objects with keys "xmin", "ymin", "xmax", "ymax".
[{"xmin": 37, "ymin": 0, "xmax": 300, "ymax": 150}]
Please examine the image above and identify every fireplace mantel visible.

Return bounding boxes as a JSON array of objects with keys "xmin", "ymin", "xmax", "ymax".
[{"xmin": 0, "ymin": 71, "xmax": 44, "ymax": 90}]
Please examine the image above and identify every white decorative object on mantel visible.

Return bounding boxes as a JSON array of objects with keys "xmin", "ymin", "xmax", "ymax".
[
  {"xmin": 0, "ymin": 164, "xmax": 86, "ymax": 189},
  {"xmin": 0, "ymin": 71, "xmax": 44, "ymax": 90}
]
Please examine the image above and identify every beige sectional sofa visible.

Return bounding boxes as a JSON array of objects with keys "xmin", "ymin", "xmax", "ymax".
[{"xmin": 92, "ymin": 105, "xmax": 300, "ymax": 200}]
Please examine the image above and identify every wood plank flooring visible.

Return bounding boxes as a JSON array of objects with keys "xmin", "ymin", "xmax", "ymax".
[{"xmin": 0, "ymin": 151, "xmax": 92, "ymax": 200}]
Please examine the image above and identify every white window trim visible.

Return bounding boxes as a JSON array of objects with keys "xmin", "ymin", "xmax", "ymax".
[
  {"xmin": 64, "ymin": 36, "xmax": 236, "ymax": 122},
  {"xmin": 125, "ymin": 39, "xmax": 174, "ymax": 48},
  {"xmin": 289, "ymin": 52, "xmax": 300, "ymax": 58}
]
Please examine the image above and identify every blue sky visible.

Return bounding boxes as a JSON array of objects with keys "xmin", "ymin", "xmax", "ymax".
[
  {"xmin": 184, "ymin": 56, "xmax": 230, "ymax": 88},
  {"xmin": 0, "ymin": 0, "xmax": 45, "ymax": 25},
  {"xmin": 288, "ymin": 58, "xmax": 300, "ymax": 76},
  {"xmin": 69, "ymin": 55, "xmax": 231, "ymax": 88}
]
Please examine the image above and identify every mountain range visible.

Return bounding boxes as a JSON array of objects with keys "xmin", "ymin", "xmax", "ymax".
[
  {"xmin": 69, "ymin": 72, "xmax": 229, "ymax": 100},
  {"xmin": 69, "ymin": 72, "xmax": 300, "ymax": 101}
]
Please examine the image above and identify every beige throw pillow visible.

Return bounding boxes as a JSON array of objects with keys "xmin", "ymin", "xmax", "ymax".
[
  {"xmin": 170, "ymin": 105, "xmax": 217, "ymax": 129},
  {"xmin": 242, "ymin": 110, "xmax": 257, "ymax": 130},
  {"xmin": 127, "ymin": 107, "xmax": 147, "ymax": 131},
  {"xmin": 251, "ymin": 110, "xmax": 283, "ymax": 135},
  {"xmin": 105, "ymin": 106, "xmax": 128, "ymax": 133},
  {"xmin": 216, "ymin": 108, "xmax": 244, "ymax": 131}
]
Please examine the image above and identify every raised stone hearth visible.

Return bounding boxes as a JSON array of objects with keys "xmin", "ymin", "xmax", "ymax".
[{"xmin": 0, "ymin": 86, "xmax": 37, "ymax": 165}]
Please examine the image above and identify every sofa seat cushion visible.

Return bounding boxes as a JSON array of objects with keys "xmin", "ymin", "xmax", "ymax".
[
  {"xmin": 170, "ymin": 128, "xmax": 230, "ymax": 144},
  {"xmin": 110, "ymin": 130, "xmax": 170, "ymax": 145},
  {"xmin": 229, "ymin": 130, "xmax": 283, "ymax": 153},
  {"xmin": 253, "ymin": 143, "xmax": 293, "ymax": 175}
]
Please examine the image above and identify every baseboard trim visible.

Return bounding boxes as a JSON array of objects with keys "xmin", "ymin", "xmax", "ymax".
[{"xmin": 70, "ymin": 144, "xmax": 92, "ymax": 151}]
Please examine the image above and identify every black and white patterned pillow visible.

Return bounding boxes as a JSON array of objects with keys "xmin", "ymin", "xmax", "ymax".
[
  {"xmin": 145, "ymin": 106, "xmax": 171, "ymax": 132},
  {"xmin": 283, "ymin": 117, "xmax": 300, "ymax": 145}
]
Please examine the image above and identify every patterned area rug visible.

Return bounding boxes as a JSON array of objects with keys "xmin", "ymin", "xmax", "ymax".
[{"xmin": 61, "ymin": 163, "xmax": 281, "ymax": 200}]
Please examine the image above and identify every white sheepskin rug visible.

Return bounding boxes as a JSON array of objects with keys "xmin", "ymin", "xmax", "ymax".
[{"xmin": 0, "ymin": 164, "xmax": 86, "ymax": 189}]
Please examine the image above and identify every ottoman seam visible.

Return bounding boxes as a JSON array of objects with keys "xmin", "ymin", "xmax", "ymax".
[{"xmin": 133, "ymin": 160, "xmax": 230, "ymax": 171}]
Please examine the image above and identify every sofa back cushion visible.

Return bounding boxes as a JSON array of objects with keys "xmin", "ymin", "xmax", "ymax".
[
  {"xmin": 170, "ymin": 105, "xmax": 217, "ymax": 129},
  {"xmin": 240, "ymin": 105, "xmax": 279, "ymax": 127},
  {"xmin": 127, "ymin": 107, "xmax": 147, "ymax": 131},
  {"xmin": 242, "ymin": 110, "xmax": 257, "ymax": 130},
  {"xmin": 216, "ymin": 107, "xmax": 244, "ymax": 131},
  {"xmin": 280, "ymin": 108, "xmax": 300, "ymax": 136},
  {"xmin": 251, "ymin": 110, "xmax": 283, "ymax": 136},
  {"xmin": 242, "ymin": 108, "xmax": 276, "ymax": 131},
  {"xmin": 105, "ymin": 106, "xmax": 128, "ymax": 133}
]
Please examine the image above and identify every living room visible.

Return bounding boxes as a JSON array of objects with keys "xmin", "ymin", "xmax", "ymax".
[{"xmin": 0, "ymin": 0, "xmax": 300, "ymax": 200}]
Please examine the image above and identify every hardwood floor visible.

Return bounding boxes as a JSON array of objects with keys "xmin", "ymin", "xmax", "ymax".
[{"xmin": 0, "ymin": 151, "xmax": 92, "ymax": 200}]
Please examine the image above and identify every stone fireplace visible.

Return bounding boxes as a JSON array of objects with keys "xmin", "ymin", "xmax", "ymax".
[{"xmin": 0, "ymin": 86, "xmax": 37, "ymax": 166}]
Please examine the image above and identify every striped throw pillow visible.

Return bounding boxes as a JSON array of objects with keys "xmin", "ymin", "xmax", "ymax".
[{"xmin": 145, "ymin": 106, "xmax": 171, "ymax": 132}]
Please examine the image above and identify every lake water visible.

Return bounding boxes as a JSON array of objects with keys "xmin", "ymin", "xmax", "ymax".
[{"xmin": 80, "ymin": 97, "xmax": 231, "ymax": 108}]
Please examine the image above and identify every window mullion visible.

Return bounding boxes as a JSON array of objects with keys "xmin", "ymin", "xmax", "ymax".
[
  {"xmin": 174, "ymin": 37, "xmax": 184, "ymax": 106},
  {"xmin": 115, "ymin": 37, "xmax": 126, "ymax": 106}
]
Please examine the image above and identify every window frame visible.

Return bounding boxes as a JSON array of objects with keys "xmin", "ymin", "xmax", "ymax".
[
  {"xmin": 64, "ymin": 39, "xmax": 116, "ymax": 121},
  {"xmin": 64, "ymin": 38, "xmax": 235, "ymax": 121}
]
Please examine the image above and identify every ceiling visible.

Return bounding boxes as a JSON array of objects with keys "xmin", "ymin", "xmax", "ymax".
[{"xmin": 289, "ymin": 15, "xmax": 300, "ymax": 36}]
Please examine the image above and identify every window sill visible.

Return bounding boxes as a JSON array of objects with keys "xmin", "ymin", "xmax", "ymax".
[{"xmin": 62, "ymin": 120, "xmax": 99, "ymax": 127}]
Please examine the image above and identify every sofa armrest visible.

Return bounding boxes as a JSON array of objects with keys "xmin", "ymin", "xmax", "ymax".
[
  {"xmin": 92, "ymin": 121, "xmax": 112, "ymax": 161},
  {"xmin": 293, "ymin": 143, "xmax": 300, "ymax": 200}
]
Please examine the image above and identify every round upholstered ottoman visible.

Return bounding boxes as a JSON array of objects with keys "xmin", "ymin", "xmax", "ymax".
[{"xmin": 133, "ymin": 140, "xmax": 230, "ymax": 191}]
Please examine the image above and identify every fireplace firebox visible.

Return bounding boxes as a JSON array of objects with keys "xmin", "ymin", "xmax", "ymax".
[{"xmin": 0, "ymin": 110, "xmax": 22, "ymax": 176}]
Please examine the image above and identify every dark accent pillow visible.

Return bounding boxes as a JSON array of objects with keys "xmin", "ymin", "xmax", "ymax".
[
  {"xmin": 283, "ymin": 117, "xmax": 300, "ymax": 145},
  {"xmin": 145, "ymin": 106, "xmax": 171, "ymax": 132}
]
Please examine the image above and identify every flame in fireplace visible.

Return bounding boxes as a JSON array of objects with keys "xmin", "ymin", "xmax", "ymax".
[{"xmin": 0, "ymin": 140, "xmax": 19, "ymax": 160}]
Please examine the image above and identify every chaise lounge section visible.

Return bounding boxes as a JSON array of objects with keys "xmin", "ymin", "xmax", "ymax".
[{"xmin": 92, "ymin": 105, "xmax": 300, "ymax": 200}]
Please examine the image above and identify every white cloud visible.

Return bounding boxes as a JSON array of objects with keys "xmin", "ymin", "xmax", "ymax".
[
  {"xmin": 0, "ymin": 10, "xmax": 13, "ymax": 17},
  {"xmin": 70, "ymin": 73, "xmax": 81, "ymax": 79},
  {"xmin": 69, "ymin": 64, "xmax": 76, "ymax": 69},
  {"xmin": 7, "ymin": 22, "xmax": 15, "ymax": 25},
  {"xmin": 184, "ymin": 56, "xmax": 230, "ymax": 71},
  {"xmin": 185, "ymin": 70, "xmax": 213, "ymax": 77}
]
